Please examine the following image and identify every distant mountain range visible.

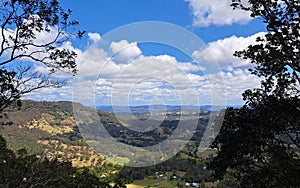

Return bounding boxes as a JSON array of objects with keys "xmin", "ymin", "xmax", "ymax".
[{"xmin": 96, "ymin": 105, "xmax": 242, "ymax": 113}]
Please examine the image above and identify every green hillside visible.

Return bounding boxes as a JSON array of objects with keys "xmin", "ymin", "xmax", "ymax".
[{"xmin": 0, "ymin": 100, "xmax": 219, "ymax": 187}]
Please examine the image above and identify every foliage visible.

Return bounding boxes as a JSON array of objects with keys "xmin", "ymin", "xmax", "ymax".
[
  {"xmin": 210, "ymin": 0, "xmax": 300, "ymax": 187},
  {"xmin": 0, "ymin": 0, "xmax": 83, "ymax": 112},
  {"xmin": 116, "ymin": 156, "xmax": 211, "ymax": 184},
  {"xmin": 0, "ymin": 135, "xmax": 110, "ymax": 187},
  {"xmin": 232, "ymin": 0, "xmax": 299, "ymax": 101}
]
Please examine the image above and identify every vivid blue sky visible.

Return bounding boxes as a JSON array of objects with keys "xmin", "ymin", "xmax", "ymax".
[
  {"xmin": 24, "ymin": 0, "xmax": 267, "ymax": 106},
  {"xmin": 61, "ymin": 0, "xmax": 265, "ymax": 43}
]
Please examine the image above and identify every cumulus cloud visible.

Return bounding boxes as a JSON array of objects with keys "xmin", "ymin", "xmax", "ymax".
[
  {"xmin": 88, "ymin": 32, "xmax": 101, "ymax": 43},
  {"xmin": 185, "ymin": 0, "xmax": 252, "ymax": 27},
  {"xmin": 1, "ymin": 21, "xmax": 84, "ymax": 82},
  {"xmin": 111, "ymin": 55, "xmax": 195, "ymax": 87},
  {"xmin": 192, "ymin": 69, "xmax": 261, "ymax": 104},
  {"xmin": 219, "ymin": 69, "xmax": 261, "ymax": 104},
  {"xmin": 149, "ymin": 55, "xmax": 206, "ymax": 72},
  {"xmin": 25, "ymin": 68, "xmax": 261, "ymax": 106},
  {"xmin": 76, "ymin": 45, "xmax": 108, "ymax": 78},
  {"xmin": 110, "ymin": 40, "xmax": 142, "ymax": 64},
  {"xmin": 178, "ymin": 62, "xmax": 206, "ymax": 72},
  {"xmin": 75, "ymin": 54, "xmax": 204, "ymax": 106},
  {"xmin": 23, "ymin": 85, "xmax": 73, "ymax": 102},
  {"xmin": 23, "ymin": 34, "xmax": 262, "ymax": 106},
  {"xmin": 0, "ymin": 25, "xmax": 66, "ymax": 62},
  {"xmin": 192, "ymin": 32, "xmax": 266, "ymax": 69}
]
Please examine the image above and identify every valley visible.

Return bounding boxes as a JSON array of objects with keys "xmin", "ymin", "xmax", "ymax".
[{"xmin": 0, "ymin": 100, "xmax": 222, "ymax": 187}]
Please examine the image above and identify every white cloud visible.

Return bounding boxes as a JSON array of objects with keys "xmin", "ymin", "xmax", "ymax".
[
  {"xmin": 187, "ymin": 69, "xmax": 261, "ymax": 104},
  {"xmin": 88, "ymin": 32, "xmax": 101, "ymax": 43},
  {"xmin": 0, "ymin": 21, "xmax": 83, "ymax": 82},
  {"xmin": 185, "ymin": 0, "xmax": 252, "ymax": 27},
  {"xmin": 0, "ymin": 25, "xmax": 65, "ymax": 63},
  {"xmin": 90, "ymin": 55, "xmax": 203, "ymax": 106},
  {"xmin": 23, "ymin": 85, "xmax": 73, "ymax": 102},
  {"xmin": 25, "ymin": 68, "xmax": 261, "ymax": 105},
  {"xmin": 111, "ymin": 55, "xmax": 196, "ymax": 88},
  {"xmin": 110, "ymin": 40, "xmax": 142, "ymax": 64},
  {"xmin": 193, "ymin": 32, "xmax": 266, "ymax": 69},
  {"xmin": 76, "ymin": 45, "xmax": 108, "ymax": 78},
  {"xmin": 30, "ymin": 41, "xmax": 83, "ymax": 80},
  {"xmin": 222, "ymin": 69, "xmax": 261, "ymax": 104},
  {"xmin": 149, "ymin": 55, "xmax": 206, "ymax": 72},
  {"xmin": 178, "ymin": 62, "xmax": 206, "ymax": 72},
  {"xmin": 22, "ymin": 34, "xmax": 263, "ymax": 106}
]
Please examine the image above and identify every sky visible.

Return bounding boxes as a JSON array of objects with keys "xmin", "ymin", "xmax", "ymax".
[{"xmin": 23, "ymin": 0, "xmax": 268, "ymax": 107}]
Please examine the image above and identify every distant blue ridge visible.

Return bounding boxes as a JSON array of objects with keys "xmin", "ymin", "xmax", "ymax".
[{"xmin": 95, "ymin": 105, "xmax": 242, "ymax": 113}]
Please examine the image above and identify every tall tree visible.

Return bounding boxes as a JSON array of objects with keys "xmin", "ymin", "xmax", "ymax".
[
  {"xmin": 0, "ymin": 0, "xmax": 83, "ymax": 112},
  {"xmin": 0, "ymin": 1, "xmax": 103, "ymax": 187},
  {"xmin": 210, "ymin": 0, "xmax": 300, "ymax": 187}
]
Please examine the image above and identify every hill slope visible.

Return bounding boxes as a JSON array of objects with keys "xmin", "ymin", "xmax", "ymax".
[{"xmin": 0, "ymin": 100, "xmax": 115, "ymax": 167}]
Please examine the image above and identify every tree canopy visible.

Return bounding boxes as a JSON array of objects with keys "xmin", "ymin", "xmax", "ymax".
[
  {"xmin": 0, "ymin": 1, "xmax": 107, "ymax": 187},
  {"xmin": 0, "ymin": 0, "xmax": 82, "ymax": 112},
  {"xmin": 210, "ymin": 0, "xmax": 300, "ymax": 187}
]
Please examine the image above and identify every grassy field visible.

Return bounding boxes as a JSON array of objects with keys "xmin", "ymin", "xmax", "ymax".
[
  {"xmin": 104, "ymin": 156, "xmax": 130, "ymax": 165},
  {"xmin": 126, "ymin": 184, "xmax": 144, "ymax": 188},
  {"xmin": 129, "ymin": 178, "xmax": 185, "ymax": 188},
  {"xmin": 132, "ymin": 179, "xmax": 162, "ymax": 187}
]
